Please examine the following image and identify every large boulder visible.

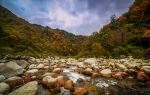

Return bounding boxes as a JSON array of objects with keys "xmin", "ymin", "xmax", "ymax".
[
  {"xmin": 0, "ymin": 82, "xmax": 10, "ymax": 94},
  {"xmin": 9, "ymin": 81, "xmax": 38, "ymax": 95},
  {"xmin": 0, "ymin": 62, "xmax": 23, "ymax": 78},
  {"xmin": 13, "ymin": 60, "xmax": 29, "ymax": 69},
  {"xmin": 100, "ymin": 69, "xmax": 112, "ymax": 77}
]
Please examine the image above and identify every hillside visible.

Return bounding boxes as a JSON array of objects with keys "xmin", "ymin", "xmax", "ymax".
[
  {"xmin": 80, "ymin": 0, "xmax": 150, "ymax": 58},
  {"xmin": 0, "ymin": 0, "xmax": 150, "ymax": 58},
  {"xmin": 0, "ymin": 5, "xmax": 86, "ymax": 57}
]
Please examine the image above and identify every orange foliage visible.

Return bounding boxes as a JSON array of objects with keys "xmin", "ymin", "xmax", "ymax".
[
  {"xmin": 130, "ymin": 5, "xmax": 141, "ymax": 13},
  {"xmin": 9, "ymin": 34, "xmax": 17, "ymax": 40},
  {"xmin": 119, "ymin": 16, "xmax": 127, "ymax": 23},
  {"xmin": 9, "ymin": 31, "xmax": 18, "ymax": 40},
  {"xmin": 92, "ymin": 42, "xmax": 102, "ymax": 49},
  {"xmin": 144, "ymin": 29, "xmax": 150, "ymax": 37}
]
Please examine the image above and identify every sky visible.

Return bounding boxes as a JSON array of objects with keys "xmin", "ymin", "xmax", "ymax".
[{"xmin": 0, "ymin": 0, "xmax": 133, "ymax": 35}]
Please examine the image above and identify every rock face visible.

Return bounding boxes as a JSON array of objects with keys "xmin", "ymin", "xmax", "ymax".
[
  {"xmin": 100, "ymin": 69, "xmax": 112, "ymax": 77},
  {"xmin": 9, "ymin": 81, "xmax": 38, "ymax": 95},
  {"xmin": 0, "ymin": 82, "xmax": 10, "ymax": 94},
  {"xmin": 0, "ymin": 62, "xmax": 23, "ymax": 78}
]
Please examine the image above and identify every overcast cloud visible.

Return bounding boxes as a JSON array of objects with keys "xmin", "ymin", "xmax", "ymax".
[{"xmin": 0, "ymin": 0, "xmax": 133, "ymax": 35}]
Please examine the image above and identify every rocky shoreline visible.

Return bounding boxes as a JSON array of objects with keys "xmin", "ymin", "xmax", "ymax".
[{"xmin": 0, "ymin": 55, "xmax": 150, "ymax": 95}]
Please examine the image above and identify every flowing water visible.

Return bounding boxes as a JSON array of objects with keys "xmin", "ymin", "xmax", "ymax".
[
  {"xmin": 62, "ymin": 68, "xmax": 117, "ymax": 88},
  {"xmin": 61, "ymin": 67, "xmax": 150, "ymax": 95}
]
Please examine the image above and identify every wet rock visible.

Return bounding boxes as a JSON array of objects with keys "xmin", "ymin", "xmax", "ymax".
[
  {"xmin": 115, "ymin": 63, "xmax": 127, "ymax": 71},
  {"xmin": 77, "ymin": 78, "xmax": 84, "ymax": 83},
  {"xmin": 84, "ymin": 83, "xmax": 101, "ymax": 95},
  {"xmin": 31, "ymin": 76, "xmax": 37, "ymax": 80},
  {"xmin": 26, "ymin": 69, "xmax": 38, "ymax": 75},
  {"xmin": 9, "ymin": 81, "xmax": 38, "ymax": 95},
  {"xmin": 84, "ymin": 58, "xmax": 97, "ymax": 65},
  {"xmin": 28, "ymin": 64, "xmax": 37, "ymax": 69},
  {"xmin": 100, "ymin": 69, "xmax": 112, "ymax": 77},
  {"xmin": 0, "ymin": 82, "xmax": 10, "ymax": 94},
  {"xmin": 37, "ymin": 85, "xmax": 51, "ymax": 95},
  {"xmin": 112, "ymin": 72, "xmax": 123, "ymax": 79},
  {"xmin": 73, "ymin": 87, "xmax": 87, "ymax": 95},
  {"xmin": 4, "ymin": 76, "xmax": 23, "ymax": 87},
  {"xmin": 91, "ymin": 73, "xmax": 99, "ymax": 78},
  {"xmin": 37, "ymin": 64, "xmax": 44, "ymax": 69},
  {"xmin": 64, "ymin": 80, "xmax": 74, "ymax": 91},
  {"xmin": 13, "ymin": 60, "xmax": 29, "ymax": 69},
  {"xmin": 0, "ymin": 75, "xmax": 5, "ymax": 82},
  {"xmin": 57, "ymin": 76, "xmax": 65, "ymax": 86},
  {"xmin": 84, "ymin": 68, "xmax": 92, "ymax": 75},
  {"xmin": 42, "ymin": 72, "xmax": 58, "ymax": 78},
  {"xmin": 137, "ymin": 71, "xmax": 148, "ymax": 81},
  {"xmin": 52, "ymin": 68, "xmax": 63, "ymax": 74},
  {"xmin": 141, "ymin": 66, "xmax": 150, "ymax": 75},
  {"xmin": 23, "ymin": 72, "xmax": 32, "ymax": 82},
  {"xmin": 0, "ymin": 62, "xmax": 23, "ymax": 78},
  {"xmin": 60, "ymin": 87, "xmax": 70, "ymax": 95},
  {"xmin": 42, "ymin": 76, "xmax": 57, "ymax": 88}
]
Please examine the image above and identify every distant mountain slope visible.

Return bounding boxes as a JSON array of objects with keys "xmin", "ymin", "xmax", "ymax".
[
  {"xmin": 80, "ymin": 0, "xmax": 150, "ymax": 58},
  {"xmin": 0, "ymin": 5, "xmax": 86, "ymax": 56}
]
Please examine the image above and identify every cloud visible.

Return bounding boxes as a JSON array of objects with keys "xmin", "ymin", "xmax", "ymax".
[{"xmin": 0, "ymin": 0, "xmax": 133, "ymax": 35}]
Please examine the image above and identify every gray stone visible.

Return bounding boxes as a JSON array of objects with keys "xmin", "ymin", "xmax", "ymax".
[
  {"xmin": 9, "ymin": 81, "xmax": 38, "ymax": 95},
  {"xmin": 141, "ymin": 66, "xmax": 150, "ymax": 74},
  {"xmin": 115, "ymin": 63, "xmax": 127, "ymax": 71},
  {"xmin": 0, "ymin": 62, "xmax": 23, "ymax": 78},
  {"xmin": 0, "ymin": 82, "xmax": 10, "ymax": 94},
  {"xmin": 0, "ymin": 75, "xmax": 5, "ymax": 82},
  {"xmin": 13, "ymin": 60, "xmax": 29, "ymax": 69}
]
